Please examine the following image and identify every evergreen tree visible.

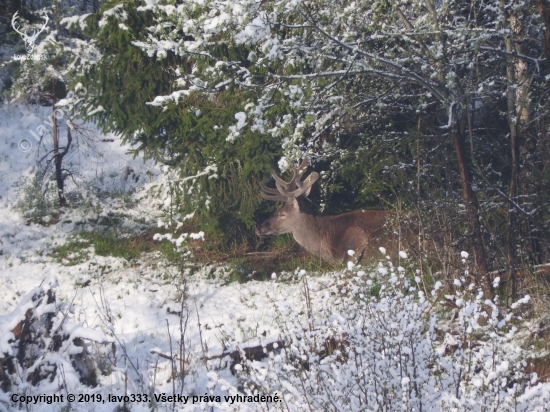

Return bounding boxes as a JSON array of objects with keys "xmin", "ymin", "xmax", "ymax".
[
  {"xmin": 84, "ymin": 0, "xmax": 281, "ymax": 245},
  {"xmin": 129, "ymin": 0, "xmax": 550, "ymax": 293}
]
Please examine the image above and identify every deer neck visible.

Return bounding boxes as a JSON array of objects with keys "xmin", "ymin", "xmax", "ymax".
[{"xmin": 291, "ymin": 213, "xmax": 332, "ymax": 261}]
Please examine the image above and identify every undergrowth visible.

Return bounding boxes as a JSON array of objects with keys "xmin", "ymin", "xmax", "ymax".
[
  {"xmin": 210, "ymin": 256, "xmax": 550, "ymax": 411},
  {"xmin": 52, "ymin": 229, "xmax": 183, "ymax": 265}
]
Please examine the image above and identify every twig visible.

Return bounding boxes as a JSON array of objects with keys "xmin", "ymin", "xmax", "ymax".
[
  {"xmin": 194, "ymin": 299, "xmax": 208, "ymax": 363},
  {"xmin": 166, "ymin": 319, "xmax": 176, "ymax": 411}
]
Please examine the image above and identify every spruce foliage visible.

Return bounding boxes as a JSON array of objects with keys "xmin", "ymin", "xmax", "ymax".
[{"xmin": 84, "ymin": 0, "xmax": 281, "ymax": 245}]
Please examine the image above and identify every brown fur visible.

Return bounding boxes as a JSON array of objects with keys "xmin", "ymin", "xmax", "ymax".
[
  {"xmin": 257, "ymin": 159, "xmax": 416, "ymax": 264},
  {"xmin": 256, "ymin": 198, "xmax": 404, "ymax": 265}
]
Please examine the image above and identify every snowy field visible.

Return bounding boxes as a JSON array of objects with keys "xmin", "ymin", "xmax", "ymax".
[
  {"xmin": 2, "ymin": 104, "xmax": 550, "ymax": 411},
  {"xmin": 0, "ymin": 104, "xmax": 319, "ymax": 411}
]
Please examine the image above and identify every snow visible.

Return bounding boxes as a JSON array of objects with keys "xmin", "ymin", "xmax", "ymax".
[
  {"xmin": 1, "ymin": 103, "xmax": 550, "ymax": 411},
  {"xmin": 98, "ymin": 4, "xmax": 127, "ymax": 28},
  {"xmin": 226, "ymin": 111, "xmax": 247, "ymax": 142},
  {"xmin": 0, "ymin": 103, "xmax": 321, "ymax": 411},
  {"xmin": 60, "ymin": 14, "xmax": 91, "ymax": 31},
  {"xmin": 235, "ymin": 13, "xmax": 271, "ymax": 45}
]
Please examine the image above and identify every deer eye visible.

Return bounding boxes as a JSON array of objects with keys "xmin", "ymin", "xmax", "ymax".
[{"xmin": 280, "ymin": 213, "xmax": 287, "ymax": 218}]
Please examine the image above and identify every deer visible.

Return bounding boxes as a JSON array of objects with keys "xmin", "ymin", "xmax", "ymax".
[{"xmin": 256, "ymin": 159, "xmax": 409, "ymax": 265}]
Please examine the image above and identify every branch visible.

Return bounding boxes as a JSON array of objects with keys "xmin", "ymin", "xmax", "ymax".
[
  {"xmin": 205, "ymin": 340, "xmax": 285, "ymax": 362},
  {"xmin": 59, "ymin": 128, "xmax": 72, "ymax": 159},
  {"xmin": 39, "ymin": 145, "xmax": 71, "ymax": 163},
  {"xmin": 61, "ymin": 168, "xmax": 79, "ymax": 186},
  {"xmin": 309, "ymin": 80, "xmax": 403, "ymax": 144},
  {"xmin": 393, "ymin": 2, "xmax": 433, "ymax": 59},
  {"xmin": 270, "ymin": 69, "xmax": 405, "ymax": 81},
  {"xmin": 466, "ymin": 97, "xmax": 533, "ymax": 217},
  {"xmin": 271, "ymin": 21, "xmax": 448, "ymax": 102},
  {"xmin": 271, "ymin": 23, "xmax": 313, "ymax": 29},
  {"xmin": 318, "ymin": 54, "xmax": 360, "ymax": 95},
  {"xmin": 479, "ymin": 46, "xmax": 544, "ymax": 71}
]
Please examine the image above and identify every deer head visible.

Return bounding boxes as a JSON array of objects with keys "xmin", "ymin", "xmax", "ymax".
[
  {"xmin": 256, "ymin": 158, "xmax": 319, "ymax": 236},
  {"xmin": 11, "ymin": 11, "xmax": 49, "ymax": 54}
]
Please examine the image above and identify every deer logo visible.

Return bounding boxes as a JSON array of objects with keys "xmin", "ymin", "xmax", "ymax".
[{"xmin": 11, "ymin": 11, "xmax": 49, "ymax": 54}]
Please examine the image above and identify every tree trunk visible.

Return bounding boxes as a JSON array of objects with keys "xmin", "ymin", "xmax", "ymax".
[
  {"xmin": 511, "ymin": 13, "xmax": 530, "ymax": 124},
  {"xmin": 503, "ymin": 35, "xmax": 519, "ymax": 301},
  {"xmin": 51, "ymin": 90, "xmax": 72, "ymax": 208},
  {"xmin": 536, "ymin": 0, "xmax": 550, "ymax": 64},
  {"xmin": 502, "ymin": 5, "xmax": 530, "ymax": 302},
  {"xmin": 450, "ymin": 107, "xmax": 490, "ymax": 294},
  {"xmin": 535, "ymin": 0, "xmax": 550, "ymax": 265},
  {"xmin": 51, "ymin": 106, "xmax": 67, "ymax": 207}
]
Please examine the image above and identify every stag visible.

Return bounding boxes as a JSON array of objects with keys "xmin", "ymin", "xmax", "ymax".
[
  {"xmin": 256, "ymin": 159, "xmax": 407, "ymax": 265},
  {"xmin": 11, "ymin": 11, "xmax": 49, "ymax": 54}
]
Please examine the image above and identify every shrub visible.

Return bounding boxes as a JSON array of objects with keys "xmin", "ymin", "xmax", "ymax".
[
  {"xmin": 227, "ymin": 255, "xmax": 550, "ymax": 411},
  {"xmin": 15, "ymin": 172, "xmax": 60, "ymax": 224}
]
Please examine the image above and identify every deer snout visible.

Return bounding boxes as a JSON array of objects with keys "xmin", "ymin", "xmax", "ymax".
[
  {"xmin": 256, "ymin": 219, "xmax": 276, "ymax": 236},
  {"xmin": 255, "ymin": 224, "xmax": 269, "ymax": 237}
]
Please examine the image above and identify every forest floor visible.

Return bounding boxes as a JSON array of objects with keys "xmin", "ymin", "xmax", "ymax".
[
  {"xmin": 0, "ymin": 104, "xmax": 332, "ymax": 411},
  {"xmin": 2, "ymin": 104, "xmax": 550, "ymax": 411}
]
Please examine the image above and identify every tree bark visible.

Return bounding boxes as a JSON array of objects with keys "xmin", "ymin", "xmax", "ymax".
[
  {"xmin": 51, "ymin": 98, "xmax": 71, "ymax": 207},
  {"xmin": 502, "ymin": 5, "xmax": 530, "ymax": 302},
  {"xmin": 536, "ymin": 0, "xmax": 550, "ymax": 63},
  {"xmin": 503, "ymin": 36, "xmax": 519, "ymax": 301},
  {"xmin": 450, "ymin": 108, "xmax": 490, "ymax": 294},
  {"xmin": 51, "ymin": 104, "xmax": 64, "ymax": 206}
]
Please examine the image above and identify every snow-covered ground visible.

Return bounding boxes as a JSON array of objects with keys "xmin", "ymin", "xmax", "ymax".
[
  {"xmin": 2, "ymin": 104, "xmax": 550, "ymax": 412},
  {"xmin": 0, "ymin": 104, "xmax": 316, "ymax": 411}
]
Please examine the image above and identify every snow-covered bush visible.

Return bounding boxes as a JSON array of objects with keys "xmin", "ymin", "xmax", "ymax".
[
  {"xmin": 230, "ymin": 256, "xmax": 550, "ymax": 411},
  {"xmin": 0, "ymin": 278, "xmax": 114, "ymax": 411}
]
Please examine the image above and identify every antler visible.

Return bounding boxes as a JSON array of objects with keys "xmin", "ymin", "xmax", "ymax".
[
  {"xmin": 270, "ymin": 158, "xmax": 308, "ymax": 190},
  {"xmin": 11, "ymin": 12, "xmax": 27, "ymax": 38},
  {"xmin": 259, "ymin": 158, "xmax": 319, "ymax": 201},
  {"xmin": 35, "ymin": 13, "xmax": 49, "ymax": 38},
  {"xmin": 274, "ymin": 172, "xmax": 319, "ymax": 198},
  {"xmin": 259, "ymin": 182, "xmax": 288, "ymax": 201}
]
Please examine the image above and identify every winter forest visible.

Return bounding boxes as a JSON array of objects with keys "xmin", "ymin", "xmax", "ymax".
[{"xmin": 2, "ymin": 0, "xmax": 550, "ymax": 409}]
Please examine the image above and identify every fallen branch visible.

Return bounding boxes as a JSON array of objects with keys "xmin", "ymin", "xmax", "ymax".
[{"xmin": 206, "ymin": 340, "xmax": 286, "ymax": 363}]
